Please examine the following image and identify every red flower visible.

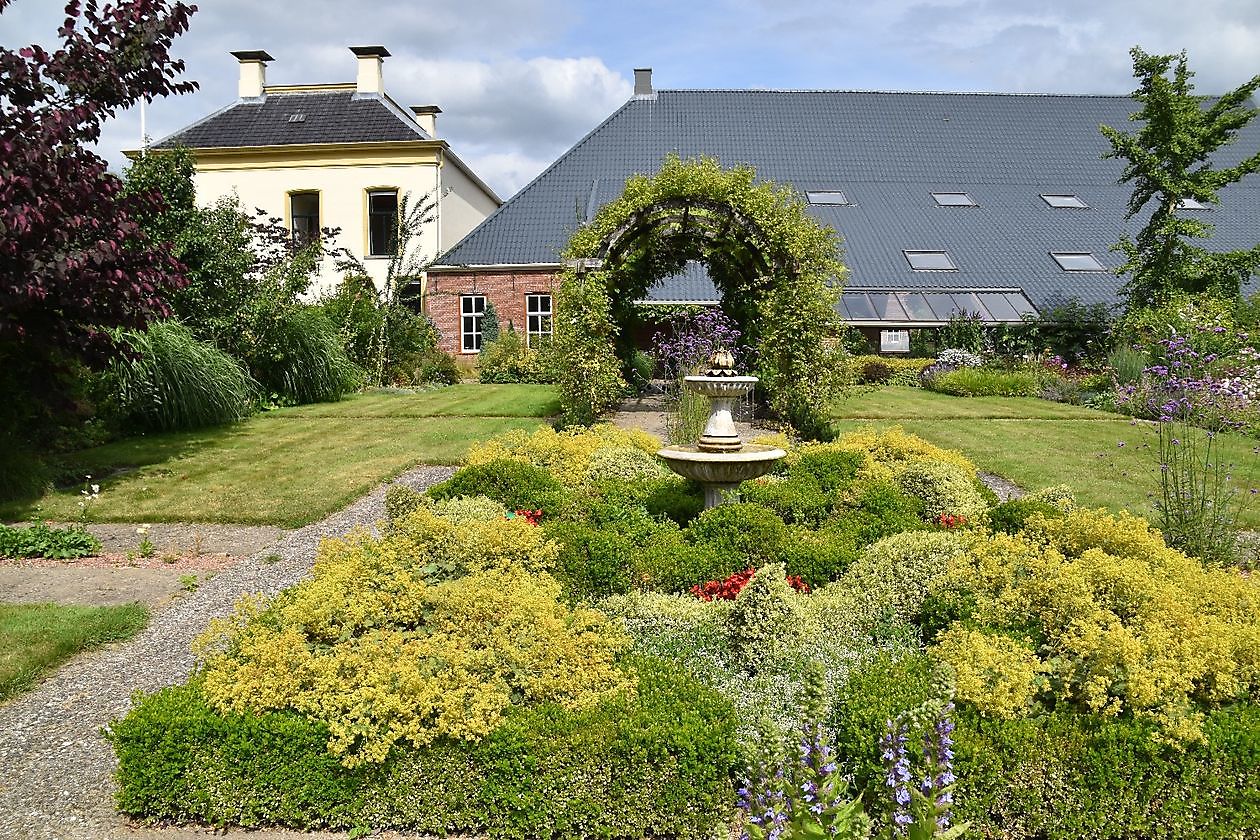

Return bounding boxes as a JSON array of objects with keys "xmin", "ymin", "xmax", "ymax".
[{"xmin": 690, "ymin": 568, "xmax": 811, "ymax": 601}]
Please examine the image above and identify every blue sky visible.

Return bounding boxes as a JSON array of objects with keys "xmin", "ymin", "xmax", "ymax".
[{"xmin": 5, "ymin": 0, "xmax": 1259, "ymax": 197}]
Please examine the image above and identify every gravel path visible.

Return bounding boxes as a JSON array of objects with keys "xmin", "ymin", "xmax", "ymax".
[{"xmin": 0, "ymin": 465, "xmax": 455, "ymax": 840}]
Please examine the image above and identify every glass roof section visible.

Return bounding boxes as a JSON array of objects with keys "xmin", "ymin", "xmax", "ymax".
[{"xmin": 839, "ymin": 290, "xmax": 1036, "ymax": 324}]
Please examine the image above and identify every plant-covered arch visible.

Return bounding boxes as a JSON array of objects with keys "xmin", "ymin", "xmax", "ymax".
[{"xmin": 552, "ymin": 155, "xmax": 848, "ymax": 436}]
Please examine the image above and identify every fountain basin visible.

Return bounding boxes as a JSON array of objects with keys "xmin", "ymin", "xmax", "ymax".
[
  {"xmin": 658, "ymin": 443, "xmax": 787, "ymax": 508},
  {"xmin": 682, "ymin": 374, "xmax": 759, "ymax": 399}
]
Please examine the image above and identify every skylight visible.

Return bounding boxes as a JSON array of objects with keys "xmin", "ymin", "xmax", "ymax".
[
  {"xmin": 1041, "ymin": 194, "xmax": 1087, "ymax": 208},
  {"xmin": 904, "ymin": 250, "xmax": 957, "ymax": 271},
  {"xmin": 806, "ymin": 190, "xmax": 851, "ymax": 205},
  {"xmin": 1050, "ymin": 252, "xmax": 1105, "ymax": 272},
  {"xmin": 1177, "ymin": 197, "xmax": 1209, "ymax": 210},
  {"xmin": 932, "ymin": 192, "xmax": 977, "ymax": 207}
]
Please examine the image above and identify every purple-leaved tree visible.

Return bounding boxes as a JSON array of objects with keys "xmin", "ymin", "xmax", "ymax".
[{"xmin": 0, "ymin": 0, "xmax": 198, "ymax": 495}]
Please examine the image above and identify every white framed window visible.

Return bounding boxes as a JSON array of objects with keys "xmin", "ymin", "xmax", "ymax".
[
  {"xmin": 806, "ymin": 190, "xmax": 851, "ymax": 205},
  {"xmin": 460, "ymin": 294, "xmax": 486, "ymax": 353},
  {"xmin": 880, "ymin": 330, "xmax": 911, "ymax": 353},
  {"xmin": 526, "ymin": 293, "xmax": 552, "ymax": 347}
]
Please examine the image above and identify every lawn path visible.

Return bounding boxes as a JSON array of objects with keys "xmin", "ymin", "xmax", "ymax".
[{"xmin": 0, "ymin": 465, "xmax": 456, "ymax": 840}]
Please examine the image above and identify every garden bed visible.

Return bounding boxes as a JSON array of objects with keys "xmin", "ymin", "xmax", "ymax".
[{"xmin": 109, "ymin": 424, "xmax": 1260, "ymax": 839}]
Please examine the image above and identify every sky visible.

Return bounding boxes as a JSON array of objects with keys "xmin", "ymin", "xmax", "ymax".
[{"xmin": 5, "ymin": 0, "xmax": 1260, "ymax": 198}]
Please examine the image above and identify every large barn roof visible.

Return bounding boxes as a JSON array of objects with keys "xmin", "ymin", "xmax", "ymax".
[{"xmin": 435, "ymin": 87, "xmax": 1260, "ymax": 317}]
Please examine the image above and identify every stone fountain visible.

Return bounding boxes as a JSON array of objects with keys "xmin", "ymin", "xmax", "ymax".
[{"xmin": 657, "ymin": 350, "xmax": 787, "ymax": 508}]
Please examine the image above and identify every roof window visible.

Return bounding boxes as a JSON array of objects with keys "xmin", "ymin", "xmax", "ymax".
[
  {"xmin": 1050, "ymin": 252, "xmax": 1105, "ymax": 271},
  {"xmin": 932, "ymin": 192, "xmax": 977, "ymax": 207},
  {"xmin": 1177, "ymin": 197, "xmax": 1208, "ymax": 210},
  {"xmin": 904, "ymin": 250, "xmax": 957, "ymax": 271},
  {"xmin": 806, "ymin": 190, "xmax": 851, "ymax": 205},
  {"xmin": 1041, "ymin": 194, "xmax": 1088, "ymax": 208}
]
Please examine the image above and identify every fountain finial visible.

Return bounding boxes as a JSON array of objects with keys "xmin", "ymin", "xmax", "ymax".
[{"xmin": 701, "ymin": 348, "xmax": 738, "ymax": 378}]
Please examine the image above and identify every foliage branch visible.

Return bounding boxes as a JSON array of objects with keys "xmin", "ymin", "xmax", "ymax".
[{"xmin": 1101, "ymin": 46, "xmax": 1260, "ymax": 308}]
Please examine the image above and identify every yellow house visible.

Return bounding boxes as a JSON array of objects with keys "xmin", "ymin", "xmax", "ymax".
[{"xmin": 132, "ymin": 46, "xmax": 501, "ymax": 295}]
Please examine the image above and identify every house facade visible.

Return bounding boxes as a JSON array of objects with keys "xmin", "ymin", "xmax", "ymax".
[
  {"xmin": 137, "ymin": 47, "xmax": 500, "ymax": 296},
  {"xmin": 428, "ymin": 69, "xmax": 1260, "ymax": 356}
]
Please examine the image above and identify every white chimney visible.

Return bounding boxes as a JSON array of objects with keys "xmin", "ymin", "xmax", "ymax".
[
  {"xmin": 410, "ymin": 105, "xmax": 441, "ymax": 137},
  {"xmin": 350, "ymin": 45, "xmax": 389, "ymax": 95},
  {"xmin": 231, "ymin": 50, "xmax": 273, "ymax": 100}
]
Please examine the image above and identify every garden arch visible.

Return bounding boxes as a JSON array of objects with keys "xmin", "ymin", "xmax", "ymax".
[{"xmin": 552, "ymin": 156, "xmax": 848, "ymax": 436}]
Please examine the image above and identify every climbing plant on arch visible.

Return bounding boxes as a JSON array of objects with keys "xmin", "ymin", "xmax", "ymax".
[{"xmin": 551, "ymin": 155, "xmax": 848, "ymax": 436}]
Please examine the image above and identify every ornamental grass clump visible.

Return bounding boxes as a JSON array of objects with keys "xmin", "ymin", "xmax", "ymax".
[{"xmin": 196, "ymin": 516, "xmax": 631, "ymax": 766}]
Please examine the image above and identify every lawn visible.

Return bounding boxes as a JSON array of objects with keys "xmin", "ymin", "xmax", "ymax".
[
  {"xmin": 0, "ymin": 602, "xmax": 149, "ymax": 701},
  {"xmin": 2, "ymin": 385, "xmax": 558, "ymax": 528},
  {"xmin": 834, "ymin": 387, "xmax": 1260, "ymax": 528}
]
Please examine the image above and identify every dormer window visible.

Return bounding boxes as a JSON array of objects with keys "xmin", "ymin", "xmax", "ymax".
[{"xmin": 289, "ymin": 191, "xmax": 319, "ymax": 244}]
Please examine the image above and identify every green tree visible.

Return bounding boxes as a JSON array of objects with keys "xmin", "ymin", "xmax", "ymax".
[{"xmin": 1101, "ymin": 47, "xmax": 1260, "ymax": 308}]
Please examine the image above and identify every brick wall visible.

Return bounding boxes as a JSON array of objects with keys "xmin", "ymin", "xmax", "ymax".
[{"xmin": 424, "ymin": 269, "xmax": 560, "ymax": 355}]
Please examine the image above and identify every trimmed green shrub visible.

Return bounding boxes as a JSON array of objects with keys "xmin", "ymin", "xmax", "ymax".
[
  {"xmin": 110, "ymin": 682, "xmax": 363, "ymax": 828},
  {"xmin": 841, "ymin": 355, "xmax": 935, "ymax": 387},
  {"xmin": 111, "ymin": 661, "xmax": 738, "ymax": 839},
  {"xmin": 926, "ymin": 367, "xmax": 1040, "ymax": 397},
  {"xmin": 640, "ymin": 479, "xmax": 705, "ymax": 525},
  {"xmin": 383, "ymin": 484, "xmax": 425, "ymax": 524},
  {"xmin": 828, "ymin": 649, "xmax": 940, "ymax": 805},
  {"xmin": 988, "ymin": 497, "xmax": 1066, "ymax": 535},
  {"xmin": 427, "ymin": 459, "xmax": 568, "ymax": 513},
  {"xmin": 633, "ymin": 528, "xmax": 731, "ymax": 593},
  {"xmin": 543, "ymin": 520, "xmax": 635, "ymax": 600},
  {"xmin": 685, "ymin": 503, "xmax": 788, "ymax": 569},
  {"xmin": 789, "ymin": 448, "xmax": 863, "ymax": 492},
  {"xmin": 585, "ymin": 447, "xmax": 668, "ymax": 483},
  {"xmin": 840, "ymin": 531, "xmax": 969, "ymax": 626},
  {"xmin": 778, "ymin": 527, "xmax": 859, "ymax": 587},
  {"xmin": 894, "ymin": 459, "xmax": 989, "ymax": 523},
  {"xmin": 953, "ymin": 705, "xmax": 1260, "ymax": 840},
  {"xmin": 739, "ymin": 476, "xmax": 832, "ymax": 527},
  {"xmin": 110, "ymin": 320, "xmax": 259, "ymax": 431}
]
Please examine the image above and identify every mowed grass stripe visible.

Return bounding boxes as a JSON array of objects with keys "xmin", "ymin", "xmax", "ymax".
[
  {"xmin": 834, "ymin": 386, "xmax": 1121, "ymax": 421},
  {"xmin": 280, "ymin": 384, "xmax": 560, "ymax": 419},
  {"xmin": 2, "ymin": 414, "xmax": 550, "ymax": 527}
]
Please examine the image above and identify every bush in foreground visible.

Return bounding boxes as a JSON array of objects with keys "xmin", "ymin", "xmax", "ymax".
[{"xmin": 111, "ymin": 659, "xmax": 738, "ymax": 838}]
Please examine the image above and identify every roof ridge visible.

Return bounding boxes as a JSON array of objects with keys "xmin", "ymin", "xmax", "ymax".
[{"xmin": 655, "ymin": 88, "xmax": 1138, "ymax": 98}]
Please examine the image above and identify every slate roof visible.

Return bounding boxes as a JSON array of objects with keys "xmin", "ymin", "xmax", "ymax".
[
  {"xmin": 151, "ymin": 88, "xmax": 429, "ymax": 149},
  {"xmin": 436, "ymin": 89, "xmax": 1260, "ymax": 316}
]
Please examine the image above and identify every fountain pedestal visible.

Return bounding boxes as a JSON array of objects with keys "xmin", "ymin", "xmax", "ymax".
[{"xmin": 657, "ymin": 366, "xmax": 786, "ymax": 508}]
